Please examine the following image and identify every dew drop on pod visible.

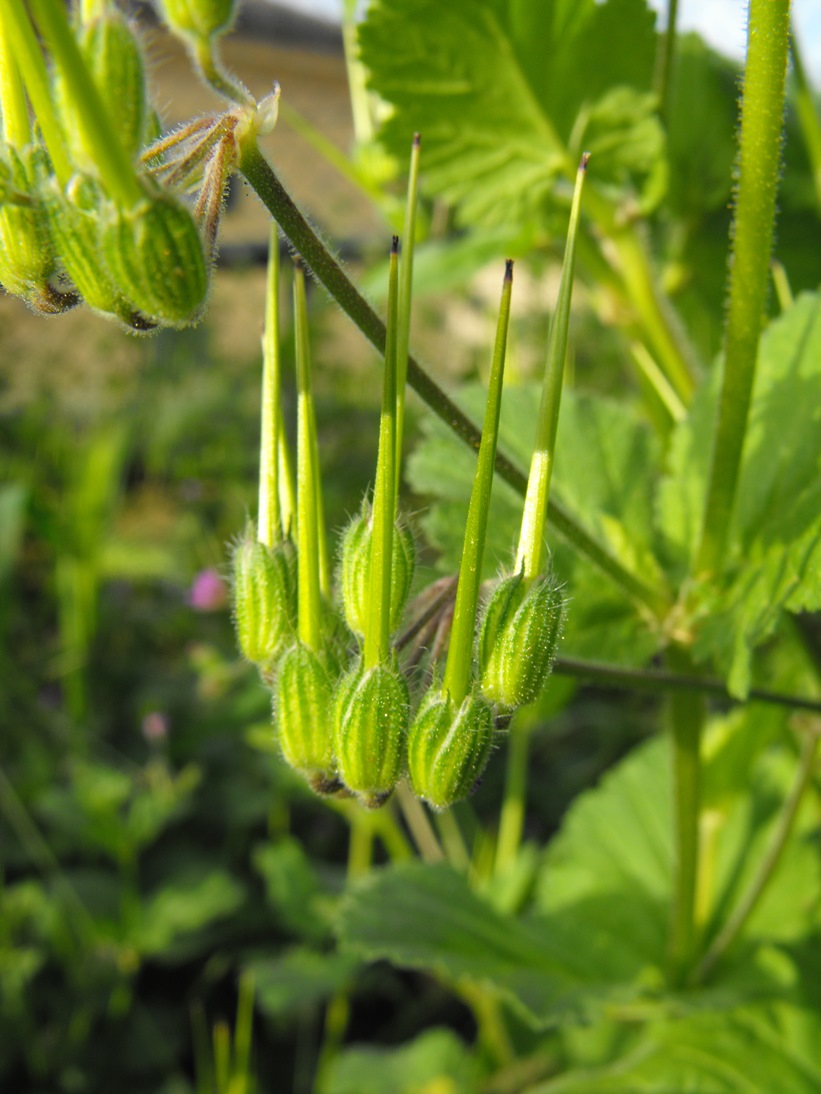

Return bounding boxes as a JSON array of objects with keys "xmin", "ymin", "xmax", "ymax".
[
  {"xmin": 478, "ymin": 571, "xmax": 565, "ymax": 710},
  {"xmin": 338, "ymin": 504, "xmax": 415, "ymax": 640},
  {"xmin": 334, "ymin": 659, "xmax": 408, "ymax": 808},
  {"xmin": 231, "ymin": 525, "xmax": 297, "ymax": 673},
  {"xmin": 0, "ymin": 145, "xmax": 76, "ymax": 314},
  {"xmin": 157, "ymin": 0, "xmax": 238, "ymax": 41},
  {"xmin": 53, "ymin": 9, "xmax": 150, "ymax": 172},
  {"xmin": 406, "ymin": 688, "xmax": 494, "ymax": 811},
  {"xmin": 102, "ymin": 188, "xmax": 209, "ymax": 326},
  {"xmin": 275, "ymin": 642, "xmax": 341, "ymax": 795}
]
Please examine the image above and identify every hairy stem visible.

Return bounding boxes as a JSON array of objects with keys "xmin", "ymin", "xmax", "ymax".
[{"xmin": 695, "ymin": 0, "xmax": 791, "ymax": 576}]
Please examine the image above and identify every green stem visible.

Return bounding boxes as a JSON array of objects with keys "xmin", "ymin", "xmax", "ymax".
[
  {"xmin": 516, "ymin": 154, "xmax": 588, "ymax": 580},
  {"xmin": 294, "ymin": 263, "xmax": 323, "ymax": 651},
  {"xmin": 395, "ymin": 133, "xmax": 421, "ymax": 484},
  {"xmin": 495, "ymin": 723, "xmax": 531, "ymax": 874},
  {"xmin": 27, "ymin": 0, "xmax": 144, "ymax": 206},
  {"xmin": 790, "ymin": 27, "xmax": 821, "ymax": 211},
  {"xmin": 232, "ymin": 970, "xmax": 255, "ymax": 1094},
  {"xmin": 653, "ymin": 0, "xmax": 680, "ymax": 121},
  {"xmin": 0, "ymin": 16, "xmax": 31, "ymax": 146},
  {"xmin": 553, "ymin": 655, "xmax": 821, "ymax": 715},
  {"xmin": 237, "ymin": 142, "xmax": 669, "ymax": 615},
  {"xmin": 667, "ymin": 644, "xmax": 705, "ymax": 985},
  {"xmin": 695, "ymin": 0, "xmax": 791, "ymax": 577},
  {"xmin": 395, "ymin": 780, "xmax": 445, "ymax": 863},
  {"xmin": 0, "ymin": 0, "xmax": 72, "ymax": 180},
  {"xmin": 258, "ymin": 225, "xmax": 282, "ymax": 547},
  {"xmin": 770, "ymin": 259, "xmax": 794, "ymax": 312},
  {"xmin": 434, "ymin": 808, "xmax": 471, "ymax": 872},
  {"xmin": 693, "ymin": 727, "xmax": 820, "ymax": 984},
  {"xmin": 364, "ymin": 239, "xmax": 399, "ymax": 669},
  {"xmin": 443, "ymin": 262, "xmax": 513, "ymax": 707},
  {"xmin": 191, "ymin": 34, "xmax": 253, "ymax": 106}
]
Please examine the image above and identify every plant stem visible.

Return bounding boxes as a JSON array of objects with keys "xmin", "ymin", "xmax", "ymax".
[
  {"xmin": 443, "ymin": 261, "xmax": 512, "ymax": 707},
  {"xmin": 667, "ymin": 644, "xmax": 705, "ymax": 985},
  {"xmin": 293, "ymin": 263, "xmax": 323, "ymax": 651},
  {"xmin": 364, "ymin": 239, "xmax": 399, "ymax": 670},
  {"xmin": 396, "ymin": 133, "xmax": 421, "ymax": 483},
  {"xmin": 654, "ymin": 0, "xmax": 680, "ymax": 121},
  {"xmin": 0, "ymin": 16, "xmax": 30, "ymax": 146},
  {"xmin": 0, "ymin": 0, "xmax": 72, "ymax": 181},
  {"xmin": 695, "ymin": 0, "xmax": 791, "ymax": 577},
  {"xmin": 693, "ymin": 725, "xmax": 820, "ymax": 984},
  {"xmin": 27, "ymin": 0, "xmax": 144, "ymax": 206},
  {"xmin": 237, "ymin": 142, "xmax": 669, "ymax": 616},
  {"xmin": 258, "ymin": 225, "xmax": 282, "ymax": 547},
  {"xmin": 495, "ymin": 723, "xmax": 531, "ymax": 874},
  {"xmin": 395, "ymin": 780, "xmax": 445, "ymax": 863},
  {"xmin": 516, "ymin": 154, "xmax": 588, "ymax": 580},
  {"xmin": 434, "ymin": 808, "xmax": 471, "ymax": 872},
  {"xmin": 191, "ymin": 34, "xmax": 253, "ymax": 106},
  {"xmin": 553, "ymin": 655, "xmax": 821, "ymax": 715}
]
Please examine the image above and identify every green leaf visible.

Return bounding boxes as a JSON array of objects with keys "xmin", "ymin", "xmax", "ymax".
[
  {"xmin": 358, "ymin": 0, "xmax": 662, "ymax": 228},
  {"xmin": 135, "ymin": 868, "xmax": 245, "ymax": 958},
  {"xmin": 252, "ymin": 837, "xmax": 336, "ymax": 944},
  {"xmin": 250, "ymin": 948, "xmax": 359, "ymax": 1021},
  {"xmin": 324, "ymin": 1028, "xmax": 482, "ymax": 1094},
  {"xmin": 657, "ymin": 292, "xmax": 821, "ymax": 694},
  {"xmin": 537, "ymin": 1003, "xmax": 821, "ymax": 1092}
]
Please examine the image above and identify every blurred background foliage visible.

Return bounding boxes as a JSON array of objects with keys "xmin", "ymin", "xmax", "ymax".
[{"xmin": 1, "ymin": 1, "xmax": 820, "ymax": 1091}]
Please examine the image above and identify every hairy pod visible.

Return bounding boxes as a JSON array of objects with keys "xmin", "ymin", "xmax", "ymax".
[
  {"xmin": 334, "ymin": 659, "xmax": 408, "ymax": 808},
  {"xmin": 478, "ymin": 572, "xmax": 565, "ymax": 710},
  {"xmin": 157, "ymin": 0, "xmax": 237, "ymax": 40},
  {"xmin": 406, "ymin": 688, "xmax": 494, "ymax": 811},
  {"xmin": 338, "ymin": 505, "xmax": 415, "ymax": 639},
  {"xmin": 232, "ymin": 531, "xmax": 297, "ymax": 671},
  {"xmin": 102, "ymin": 189, "xmax": 208, "ymax": 326},
  {"xmin": 0, "ymin": 146, "xmax": 76, "ymax": 314},
  {"xmin": 275, "ymin": 643, "xmax": 340, "ymax": 794},
  {"xmin": 55, "ymin": 10, "xmax": 149, "ymax": 172}
]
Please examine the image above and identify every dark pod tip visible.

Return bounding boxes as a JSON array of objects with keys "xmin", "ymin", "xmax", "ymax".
[
  {"xmin": 391, "ymin": 234, "xmax": 399, "ymax": 255},
  {"xmin": 580, "ymin": 151, "xmax": 591, "ymax": 171},
  {"xmin": 412, "ymin": 132, "xmax": 421, "ymax": 146},
  {"xmin": 504, "ymin": 258, "xmax": 514, "ymax": 281}
]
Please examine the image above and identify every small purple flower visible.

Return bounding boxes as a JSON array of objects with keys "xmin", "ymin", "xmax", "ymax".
[
  {"xmin": 141, "ymin": 711, "xmax": 169, "ymax": 743},
  {"xmin": 188, "ymin": 567, "xmax": 228, "ymax": 612}
]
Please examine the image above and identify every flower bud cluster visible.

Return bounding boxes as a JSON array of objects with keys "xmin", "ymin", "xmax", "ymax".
[{"xmin": 0, "ymin": 2, "xmax": 271, "ymax": 330}]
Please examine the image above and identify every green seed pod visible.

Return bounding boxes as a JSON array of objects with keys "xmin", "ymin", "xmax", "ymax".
[
  {"xmin": 0, "ymin": 146, "xmax": 75, "ymax": 314},
  {"xmin": 407, "ymin": 688, "xmax": 494, "ymax": 811},
  {"xmin": 157, "ymin": 0, "xmax": 237, "ymax": 40},
  {"xmin": 54, "ymin": 10, "xmax": 148, "ymax": 172},
  {"xmin": 41, "ymin": 174, "xmax": 154, "ymax": 330},
  {"xmin": 102, "ymin": 189, "xmax": 208, "ymax": 326},
  {"xmin": 232, "ymin": 530, "xmax": 297, "ymax": 672},
  {"xmin": 334, "ymin": 658, "xmax": 408, "ymax": 808},
  {"xmin": 275, "ymin": 642, "xmax": 341, "ymax": 795},
  {"xmin": 338, "ymin": 504, "xmax": 415, "ymax": 639},
  {"xmin": 478, "ymin": 572, "xmax": 565, "ymax": 710}
]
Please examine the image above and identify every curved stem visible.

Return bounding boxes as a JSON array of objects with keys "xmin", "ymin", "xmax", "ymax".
[
  {"xmin": 395, "ymin": 780, "xmax": 445, "ymax": 863},
  {"xmin": 495, "ymin": 723, "xmax": 531, "ymax": 874},
  {"xmin": 192, "ymin": 34, "xmax": 253, "ymax": 106},
  {"xmin": 693, "ymin": 726, "xmax": 820, "ymax": 984},
  {"xmin": 695, "ymin": 0, "xmax": 791, "ymax": 576},
  {"xmin": 237, "ymin": 142, "xmax": 669, "ymax": 617}
]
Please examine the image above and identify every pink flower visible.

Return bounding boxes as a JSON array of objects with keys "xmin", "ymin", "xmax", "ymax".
[{"xmin": 188, "ymin": 568, "xmax": 228, "ymax": 611}]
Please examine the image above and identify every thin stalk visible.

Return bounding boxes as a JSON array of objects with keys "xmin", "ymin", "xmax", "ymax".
[
  {"xmin": 293, "ymin": 263, "xmax": 323, "ymax": 651},
  {"xmin": 443, "ymin": 262, "xmax": 513, "ymax": 707},
  {"xmin": 278, "ymin": 412, "xmax": 296, "ymax": 538},
  {"xmin": 233, "ymin": 970, "xmax": 255, "ymax": 1094},
  {"xmin": 395, "ymin": 780, "xmax": 445, "ymax": 863},
  {"xmin": 554, "ymin": 655, "xmax": 821, "ymax": 715},
  {"xmin": 654, "ymin": 0, "xmax": 680, "ymax": 121},
  {"xmin": 237, "ymin": 142, "xmax": 669, "ymax": 615},
  {"xmin": 364, "ymin": 238, "xmax": 400, "ymax": 670},
  {"xmin": 27, "ymin": 0, "xmax": 144, "ymax": 206},
  {"xmin": 347, "ymin": 810, "xmax": 375, "ymax": 878},
  {"xmin": 667, "ymin": 644, "xmax": 705, "ymax": 986},
  {"xmin": 770, "ymin": 259, "xmax": 794, "ymax": 312},
  {"xmin": 693, "ymin": 726, "xmax": 820, "ymax": 984},
  {"xmin": 790, "ymin": 28, "xmax": 821, "ymax": 211},
  {"xmin": 258, "ymin": 225, "xmax": 282, "ymax": 547},
  {"xmin": 341, "ymin": 0, "xmax": 375, "ymax": 146},
  {"xmin": 0, "ymin": 0, "xmax": 72, "ymax": 181},
  {"xmin": 630, "ymin": 341, "xmax": 686, "ymax": 425},
  {"xmin": 191, "ymin": 34, "xmax": 253, "ymax": 106},
  {"xmin": 0, "ymin": 17, "xmax": 31, "ymax": 146},
  {"xmin": 516, "ymin": 155, "xmax": 588, "ymax": 580},
  {"xmin": 434, "ymin": 808, "xmax": 471, "ymax": 872},
  {"xmin": 495, "ymin": 724, "xmax": 531, "ymax": 875},
  {"xmin": 695, "ymin": 0, "xmax": 791, "ymax": 577},
  {"xmin": 314, "ymin": 992, "xmax": 350, "ymax": 1093},
  {"xmin": 395, "ymin": 133, "xmax": 421, "ymax": 484}
]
